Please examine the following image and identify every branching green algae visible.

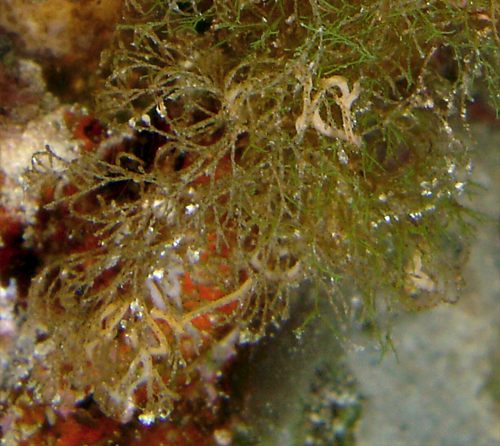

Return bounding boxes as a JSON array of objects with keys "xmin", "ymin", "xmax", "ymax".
[{"xmin": 9, "ymin": 0, "xmax": 499, "ymax": 426}]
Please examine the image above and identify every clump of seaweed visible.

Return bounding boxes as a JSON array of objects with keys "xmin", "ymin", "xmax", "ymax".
[{"xmin": 9, "ymin": 0, "xmax": 499, "ymax": 427}]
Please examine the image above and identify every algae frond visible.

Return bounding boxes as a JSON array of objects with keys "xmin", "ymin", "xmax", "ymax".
[{"xmin": 14, "ymin": 0, "xmax": 500, "ymax": 423}]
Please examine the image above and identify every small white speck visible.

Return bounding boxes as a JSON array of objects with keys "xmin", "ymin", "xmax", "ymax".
[
  {"xmin": 213, "ymin": 428, "xmax": 232, "ymax": 446},
  {"xmin": 129, "ymin": 299, "xmax": 142, "ymax": 314},
  {"xmin": 152, "ymin": 269, "xmax": 164, "ymax": 280},
  {"xmin": 187, "ymin": 248, "xmax": 200, "ymax": 264},
  {"xmin": 185, "ymin": 203, "xmax": 199, "ymax": 215},
  {"xmin": 338, "ymin": 148, "xmax": 349, "ymax": 165},
  {"xmin": 138, "ymin": 412, "xmax": 155, "ymax": 426},
  {"xmin": 172, "ymin": 236, "xmax": 182, "ymax": 248},
  {"xmin": 141, "ymin": 114, "xmax": 151, "ymax": 126}
]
